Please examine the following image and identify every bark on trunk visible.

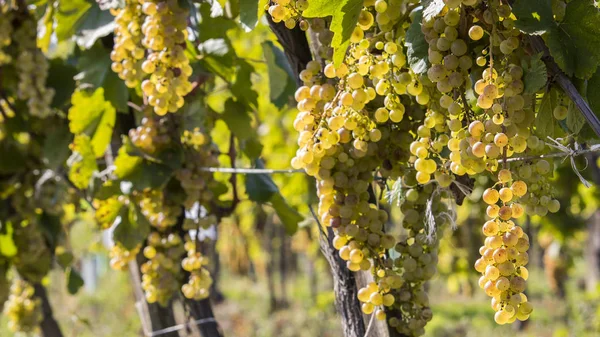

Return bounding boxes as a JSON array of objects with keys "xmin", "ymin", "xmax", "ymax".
[
  {"xmin": 129, "ymin": 259, "xmax": 179, "ymax": 337},
  {"xmin": 318, "ymin": 226, "xmax": 366, "ymax": 337},
  {"xmin": 33, "ymin": 283, "xmax": 64, "ymax": 337}
]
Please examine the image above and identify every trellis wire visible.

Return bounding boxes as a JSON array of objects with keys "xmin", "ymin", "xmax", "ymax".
[
  {"xmin": 142, "ymin": 317, "xmax": 217, "ymax": 337},
  {"xmin": 198, "ymin": 144, "xmax": 600, "ymax": 176}
]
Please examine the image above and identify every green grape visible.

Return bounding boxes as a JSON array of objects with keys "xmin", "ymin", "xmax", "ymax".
[{"xmin": 3, "ymin": 280, "xmax": 43, "ymax": 334}]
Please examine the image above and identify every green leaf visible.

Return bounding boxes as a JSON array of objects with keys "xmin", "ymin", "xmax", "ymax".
[
  {"xmin": 221, "ymin": 99, "xmax": 253, "ymax": 139},
  {"xmin": 270, "ymin": 193, "xmax": 302, "ymax": 235},
  {"xmin": 263, "ymin": 41, "xmax": 295, "ymax": 108},
  {"xmin": 66, "ymin": 268, "xmax": 85, "ymax": 295},
  {"xmin": 232, "ymin": 60, "xmax": 259, "ymax": 109},
  {"xmin": 76, "ymin": 42, "xmax": 130, "ymax": 111},
  {"xmin": 68, "ymin": 88, "xmax": 116, "ymax": 158},
  {"xmin": 113, "ymin": 204, "xmax": 150, "ymax": 250},
  {"xmin": 42, "ymin": 123, "xmax": 73, "ymax": 170},
  {"xmin": 0, "ymin": 223, "xmax": 17, "ymax": 258},
  {"xmin": 513, "ymin": 0, "xmax": 555, "ymax": 35},
  {"xmin": 75, "ymin": 5, "xmax": 115, "ymax": 49},
  {"xmin": 587, "ymin": 68, "xmax": 600, "ymax": 118},
  {"xmin": 0, "ymin": 142, "xmax": 27, "ymax": 175},
  {"xmin": 240, "ymin": 0, "xmax": 269, "ymax": 31},
  {"xmin": 118, "ymin": 160, "xmax": 174, "ymax": 192},
  {"xmin": 535, "ymin": 89, "xmax": 557, "ymax": 138},
  {"xmin": 47, "ymin": 59, "xmax": 79, "ymax": 109},
  {"xmin": 545, "ymin": 0, "xmax": 600, "ymax": 78},
  {"xmin": 55, "ymin": 0, "xmax": 93, "ymax": 41},
  {"xmin": 68, "ymin": 134, "xmax": 99, "ymax": 190},
  {"xmin": 114, "ymin": 144, "xmax": 143, "ymax": 179},
  {"xmin": 56, "ymin": 250, "xmax": 74, "ymax": 268},
  {"xmin": 522, "ymin": 53, "xmax": 548, "ymax": 94},
  {"xmin": 422, "ymin": 0, "xmax": 445, "ymax": 21},
  {"xmin": 245, "ymin": 159, "xmax": 279, "ymax": 202},
  {"xmin": 302, "ymin": 0, "xmax": 363, "ymax": 67},
  {"xmin": 38, "ymin": 4, "xmax": 55, "ymax": 53},
  {"xmin": 566, "ymin": 99, "xmax": 586, "ymax": 134},
  {"xmin": 405, "ymin": 9, "xmax": 429, "ymax": 75}
]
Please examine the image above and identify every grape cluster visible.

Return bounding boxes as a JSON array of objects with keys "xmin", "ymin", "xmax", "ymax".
[
  {"xmin": 136, "ymin": 190, "xmax": 181, "ymax": 230},
  {"xmin": 476, "ymin": 170, "xmax": 533, "ymax": 324},
  {"xmin": 109, "ymin": 243, "xmax": 141, "ymax": 270},
  {"xmin": 11, "ymin": 222, "xmax": 52, "ymax": 284},
  {"xmin": 139, "ymin": 0, "xmax": 192, "ymax": 115},
  {"xmin": 3, "ymin": 280, "xmax": 42, "ymax": 334},
  {"xmin": 176, "ymin": 139, "xmax": 220, "ymax": 209},
  {"xmin": 141, "ymin": 232, "xmax": 184, "ymax": 306},
  {"xmin": 268, "ymin": 0, "xmax": 309, "ymax": 30},
  {"xmin": 111, "ymin": 0, "xmax": 146, "ymax": 88},
  {"xmin": 129, "ymin": 115, "xmax": 171, "ymax": 154},
  {"xmin": 12, "ymin": 14, "xmax": 55, "ymax": 118},
  {"xmin": 95, "ymin": 196, "xmax": 123, "ymax": 230},
  {"xmin": 181, "ymin": 235, "xmax": 213, "ymax": 300}
]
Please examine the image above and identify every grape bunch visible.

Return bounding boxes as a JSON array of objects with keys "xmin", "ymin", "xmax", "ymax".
[
  {"xmin": 12, "ymin": 13, "xmax": 55, "ymax": 118},
  {"xmin": 129, "ymin": 114, "xmax": 171, "ymax": 154},
  {"xmin": 181, "ymin": 235, "xmax": 213, "ymax": 300},
  {"xmin": 111, "ymin": 0, "xmax": 146, "ymax": 88},
  {"xmin": 176, "ymin": 137, "xmax": 220, "ymax": 209},
  {"xmin": 11, "ymin": 222, "xmax": 52, "ymax": 284},
  {"xmin": 268, "ymin": 0, "xmax": 309, "ymax": 30},
  {"xmin": 3, "ymin": 280, "xmax": 43, "ymax": 334},
  {"xmin": 141, "ymin": 232, "xmax": 185, "ymax": 306},
  {"xmin": 476, "ymin": 171, "xmax": 533, "ymax": 324},
  {"xmin": 136, "ymin": 190, "xmax": 181, "ymax": 231},
  {"xmin": 109, "ymin": 243, "xmax": 141, "ymax": 271},
  {"xmin": 139, "ymin": 0, "xmax": 193, "ymax": 115}
]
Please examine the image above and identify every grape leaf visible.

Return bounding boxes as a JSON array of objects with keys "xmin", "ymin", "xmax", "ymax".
[
  {"xmin": 68, "ymin": 88, "xmax": 116, "ymax": 158},
  {"xmin": 47, "ymin": 59, "xmax": 78, "ymax": 109},
  {"xmin": 534, "ymin": 89, "xmax": 558, "ymax": 138},
  {"xmin": 240, "ymin": 0, "xmax": 269, "ymax": 31},
  {"xmin": 302, "ymin": 0, "xmax": 363, "ymax": 67},
  {"xmin": 262, "ymin": 41, "xmax": 295, "ymax": 108},
  {"xmin": 588, "ymin": 68, "xmax": 600, "ymax": 119},
  {"xmin": 66, "ymin": 267, "xmax": 85, "ymax": 295},
  {"xmin": 113, "ymin": 144, "xmax": 143, "ymax": 179},
  {"xmin": 221, "ymin": 99, "xmax": 255, "ymax": 140},
  {"xmin": 112, "ymin": 204, "xmax": 150, "ymax": 250},
  {"xmin": 232, "ymin": 60, "xmax": 259, "ymax": 109},
  {"xmin": 0, "ymin": 223, "xmax": 17, "ymax": 258},
  {"xmin": 245, "ymin": 160, "xmax": 279, "ymax": 203},
  {"xmin": 271, "ymin": 193, "xmax": 302, "ymax": 235},
  {"xmin": 42, "ymin": 123, "xmax": 73, "ymax": 170},
  {"xmin": 522, "ymin": 53, "xmax": 548, "ymax": 94},
  {"xmin": 68, "ymin": 134, "xmax": 99, "ymax": 190},
  {"xmin": 513, "ymin": 0, "xmax": 555, "ymax": 35},
  {"xmin": 55, "ymin": 0, "xmax": 93, "ymax": 41},
  {"xmin": 75, "ymin": 5, "xmax": 115, "ymax": 49},
  {"xmin": 0, "ymin": 142, "xmax": 26, "ymax": 175},
  {"xmin": 406, "ymin": 9, "xmax": 429, "ymax": 75},
  {"xmin": 546, "ymin": 0, "xmax": 600, "ymax": 79},
  {"xmin": 566, "ymin": 99, "xmax": 586, "ymax": 134},
  {"xmin": 245, "ymin": 159, "xmax": 301, "ymax": 234},
  {"xmin": 422, "ymin": 0, "xmax": 445, "ymax": 21},
  {"xmin": 76, "ymin": 43, "xmax": 129, "ymax": 112},
  {"xmin": 38, "ymin": 4, "xmax": 55, "ymax": 53}
]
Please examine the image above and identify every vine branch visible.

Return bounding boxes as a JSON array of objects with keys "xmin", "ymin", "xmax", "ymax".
[{"xmin": 526, "ymin": 36, "xmax": 600, "ymax": 137}]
